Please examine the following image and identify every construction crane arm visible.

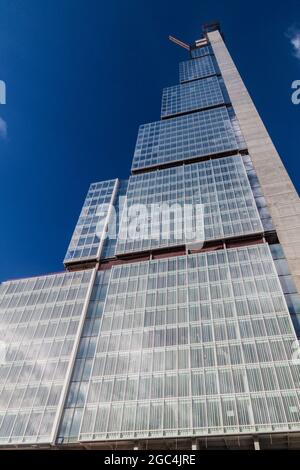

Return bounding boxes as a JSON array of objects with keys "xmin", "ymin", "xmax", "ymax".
[{"xmin": 168, "ymin": 35, "xmax": 190, "ymax": 51}]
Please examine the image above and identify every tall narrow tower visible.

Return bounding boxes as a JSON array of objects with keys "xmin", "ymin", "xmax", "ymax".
[{"xmin": 0, "ymin": 23, "xmax": 300, "ymax": 450}]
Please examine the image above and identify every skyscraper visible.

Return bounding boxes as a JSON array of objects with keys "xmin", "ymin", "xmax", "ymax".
[{"xmin": 1, "ymin": 22, "xmax": 300, "ymax": 450}]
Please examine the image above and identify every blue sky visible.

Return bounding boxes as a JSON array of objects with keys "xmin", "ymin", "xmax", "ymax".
[{"xmin": 0, "ymin": 0, "xmax": 299, "ymax": 281}]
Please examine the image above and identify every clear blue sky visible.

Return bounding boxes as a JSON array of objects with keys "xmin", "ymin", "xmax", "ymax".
[{"xmin": 0, "ymin": 0, "xmax": 299, "ymax": 281}]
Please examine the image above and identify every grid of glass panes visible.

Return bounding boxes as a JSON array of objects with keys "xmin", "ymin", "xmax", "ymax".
[
  {"xmin": 79, "ymin": 244, "xmax": 300, "ymax": 442},
  {"xmin": 57, "ymin": 270, "xmax": 111, "ymax": 443},
  {"xmin": 117, "ymin": 156, "xmax": 263, "ymax": 255},
  {"xmin": 228, "ymin": 107, "xmax": 246, "ymax": 150},
  {"xmin": 161, "ymin": 76, "xmax": 226, "ymax": 118},
  {"xmin": 132, "ymin": 107, "xmax": 240, "ymax": 171},
  {"xmin": 0, "ymin": 270, "xmax": 93, "ymax": 445},
  {"xmin": 190, "ymin": 45, "xmax": 213, "ymax": 59},
  {"xmin": 64, "ymin": 179, "xmax": 118, "ymax": 264},
  {"xmin": 179, "ymin": 56, "xmax": 217, "ymax": 83}
]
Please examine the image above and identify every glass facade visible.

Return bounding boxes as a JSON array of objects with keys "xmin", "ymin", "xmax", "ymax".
[
  {"xmin": 0, "ymin": 270, "xmax": 93, "ymax": 445},
  {"xmin": 132, "ymin": 107, "xmax": 242, "ymax": 171},
  {"xmin": 57, "ymin": 271, "xmax": 111, "ymax": 443},
  {"xmin": 117, "ymin": 156, "xmax": 263, "ymax": 255},
  {"xmin": 78, "ymin": 244, "xmax": 300, "ymax": 441},
  {"xmin": 64, "ymin": 179, "xmax": 118, "ymax": 265},
  {"xmin": 101, "ymin": 180, "xmax": 128, "ymax": 260},
  {"xmin": 269, "ymin": 244, "xmax": 300, "ymax": 339},
  {"xmin": 190, "ymin": 45, "xmax": 213, "ymax": 59},
  {"xmin": 179, "ymin": 56, "xmax": 218, "ymax": 83},
  {"xmin": 161, "ymin": 76, "xmax": 226, "ymax": 118},
  {"xmin": 0, "ymin": 27, "xmax": 299, "ymax": 449}
]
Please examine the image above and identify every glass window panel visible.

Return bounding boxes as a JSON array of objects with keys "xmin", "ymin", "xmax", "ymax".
[
  {"xmin": 119, "ymin": 156, "xmax": 263, "ymax": 254},
  {"xmin": 64, "ymin": 179, "xmax": 118, "ymax": 264},
  {"xmin": 78, "ymin": 244, "xmax": 300, "ymax": 441},
  {"xmin": 161, "ymin": 76, "xmax": 225, "ymax": 118},
  {"xmin": 0, "ymin": 270, "xmax": 93, "ymax": 445}
]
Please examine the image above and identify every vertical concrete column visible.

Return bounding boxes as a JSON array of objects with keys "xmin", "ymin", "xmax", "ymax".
[{"xmin": 208, "ymin": 30, "xmax": 300, "ymax": 294}]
